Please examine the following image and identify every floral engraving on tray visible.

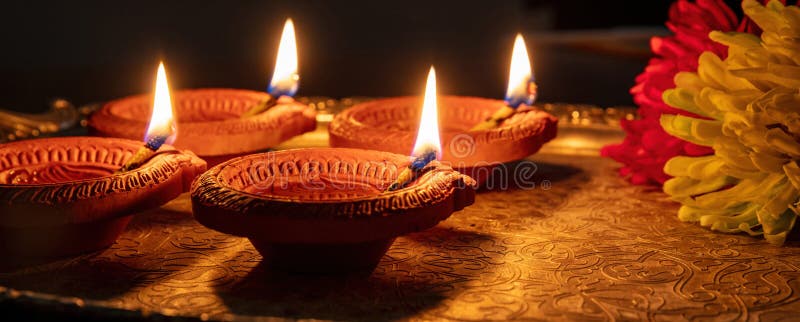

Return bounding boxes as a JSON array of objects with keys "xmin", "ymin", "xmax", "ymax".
[{"xmin": 1, "ymin": 154, "xmax": 799, "ymax": 320}]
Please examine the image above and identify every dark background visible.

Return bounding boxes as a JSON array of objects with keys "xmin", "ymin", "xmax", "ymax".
[{"xmin": 0, "ymin": 0, "xmax": 744, "ymax": 112}]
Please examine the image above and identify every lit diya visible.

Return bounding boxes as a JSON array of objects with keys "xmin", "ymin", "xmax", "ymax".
[
  {"xmin": 191, "ymin": 68, "xmax": 476, "ymax": 273},
  {"xmin": 191, "ymin": 148, "xmax": 474, "ymax": 273},
  {"xmin": 89, "ymin": 19, "xmax": 316, "ymax": 166},
  {"xmin": 329, "ymin": 34, "xmax": 558, "ymax": 185},
  {"xmin": 0, "ymin": 66, "xmax": 206, "ymax": 262}
]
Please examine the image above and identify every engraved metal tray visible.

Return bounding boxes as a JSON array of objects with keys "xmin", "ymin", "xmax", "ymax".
[{"xmin": 2, "ymin": 99, "xmax": 799, "ymax": 321}]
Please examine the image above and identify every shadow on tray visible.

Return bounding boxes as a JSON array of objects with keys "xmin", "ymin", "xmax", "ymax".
[
  {"xmin": 477, "ymin": 159, "xmax": 586, "ymax": 192},
  {"xmin": 0, "ymin": 203, "xmax": 202, "ymax": 300},
  {"xmin": 217, "ymin": 227, "xmax": 498, "ymax": 321},
  {"xmin": 0, "ymin": 256, "xmax": 140, "ymax": 301}
]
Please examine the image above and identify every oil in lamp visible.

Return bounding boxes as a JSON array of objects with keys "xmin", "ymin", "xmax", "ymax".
[
  {"xmin": 0, "ymin": 62, "xmax": 206, "ymax": 263},
  {"xmin": 191, "ymin": 67, "xmax": 476, "ymax": 273},
  {"xmin": 329, "ymin": 34, "xmax": 557, "ymax": 186},
  {"xmin": 89, "ymin": 19, "xmax": 316, "ymax": 166}
]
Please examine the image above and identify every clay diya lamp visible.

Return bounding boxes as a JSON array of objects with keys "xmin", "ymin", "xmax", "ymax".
[
  {"xmin": 0, "ymin": 62, "xmax": 206, "ymax": 264},
  {"xmin": 0, "ymin": 136, "xmax": 206, "ymax": 261},
  {"xmin": 88, "ymin": 20, "xmax": 316, "ymax": 166},
  {"xmin": 191, "ymin": 148, "xmax": 475, "ymax": 273},
  {"xmin": 329, "ymin": 96, "xmax": 557, "ymax": 185},
  {"xmin": 89, "ymin": 89, "xmax": 316, "ymax": 166},
  {"xmin": 330, "ymin": 35, "xmax": 557, "ymax": 185}
]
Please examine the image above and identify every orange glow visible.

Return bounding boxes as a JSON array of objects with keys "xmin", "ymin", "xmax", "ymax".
[
  {"xmin": 505, "ymin": 34, "xmax": 536, "ymax": 107},
  {"xmin": 268, "ymin": 18, "xmax": 299, "ymax": 97},
  {"xmin": 411, "ymin": 66, "xmax": 442, "ymax": 158},
  {"xmin": 144, "ymin": 62, "xmax": 176, "ymax": 144}
]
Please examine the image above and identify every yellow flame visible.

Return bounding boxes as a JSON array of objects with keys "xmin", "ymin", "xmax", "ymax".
[
  {"xmin": 505, "ymin": 34, "xmax": 533, "ymax": 103},
  {"xmin": 269, "ymin": 18, "xmax": 299, "ymax": 96},
  {"xmin": 411, "ymin": 66, "xmax": 442, "ymax": 158},
  {"xmin": 144, "ymin": 62, "xmax": 176, "ymax": 143}
]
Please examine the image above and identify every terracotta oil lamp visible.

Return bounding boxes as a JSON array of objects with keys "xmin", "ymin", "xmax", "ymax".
[
  {"xmin": 89, "ymin": 19, "xmax": 316, "ymax": 167},
  {"xmin": 191, "ymin": 149, "xmax": 475, "ymax": 273},
  {"xmin": 191, "ymin": 69, "xmax": 476, "ymax": 273},
  {"xmin": 329, "ymin": 35, "xmax": 558, "ymax": 185},
  {"xmin": 0, "ymin": 66, "xmax": 206, "ymax": 262}
]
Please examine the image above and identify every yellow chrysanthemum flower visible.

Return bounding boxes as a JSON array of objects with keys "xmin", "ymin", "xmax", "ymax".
[{"xmin": 660, "ymin": 0, "xmax": 800, "ymax": 245}]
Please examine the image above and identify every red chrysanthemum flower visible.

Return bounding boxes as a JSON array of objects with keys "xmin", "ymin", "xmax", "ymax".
[{"xmin": 602, "ymin": 0, "xmax": 742, "ymax": 185}]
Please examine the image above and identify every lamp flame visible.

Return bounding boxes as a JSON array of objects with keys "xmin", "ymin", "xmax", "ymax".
[
  {"xmin": 505, "ymin": 34, "xmax": 536, "ymax": 108},
  {"xmin": 411, "ymin": 66, "xmax": 442, "ymax": 159},
  {"xmin": 144, "ymin": 62, "xmax": 176, "ymax": 146},
  {"xmin": 268, "ymin": 18, "xmax": 299, "ymax": 97}
]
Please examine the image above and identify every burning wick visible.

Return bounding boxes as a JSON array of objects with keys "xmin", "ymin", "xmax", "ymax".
[
  {"xmin": 119, "ymin": 62, "xmax": 176, "ymax": 172},
  {"xmin": 387, "ymin": 147, "xmax": 437, "ymax": 191},
  {"xmin": 118, "ymin": 135, "xmax": 168, "ymax": 172},
  {"xmin": 470, "ymin": 34, "xmax": 536, "ymax": 131},
  {"xmin": 387, "ymin": 67, "xmax": 442, "ymax": 192},
  {"xmin": 242, "ymin": 18, "xmax": 299, "ymax": 118}
]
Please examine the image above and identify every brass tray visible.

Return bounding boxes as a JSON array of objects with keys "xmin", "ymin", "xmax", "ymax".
[{"xmin": 2, "ymin": 99, "xmax": 798, "ymax": 320}]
